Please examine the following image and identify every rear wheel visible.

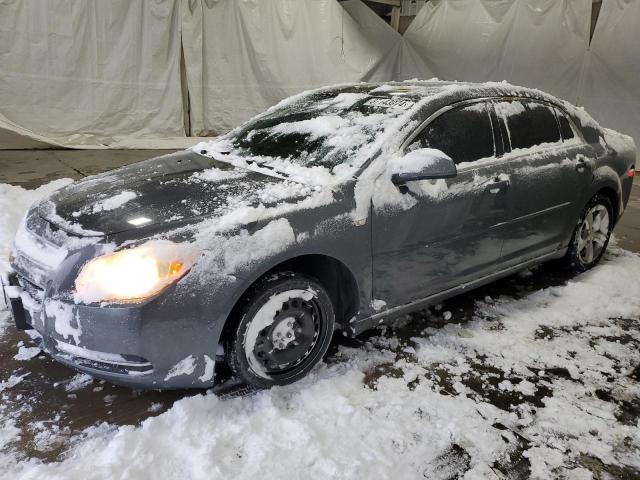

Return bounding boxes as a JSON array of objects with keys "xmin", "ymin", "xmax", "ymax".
[
  {"xmin": 224, "ymin": 271, "xmax": 335, "ymax": 389},
  {"xmin": 563, "ymin": 194, "xmax": 614, "ymax": 273}
]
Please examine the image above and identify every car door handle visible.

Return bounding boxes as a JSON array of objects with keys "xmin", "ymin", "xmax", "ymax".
[
  {"xmin": 485, "ymin": 178, "xmax": 510, "ymax": 194},
  {"xmin": 575, "ymin": 156, "xmax": 589, "ymax": 173}
]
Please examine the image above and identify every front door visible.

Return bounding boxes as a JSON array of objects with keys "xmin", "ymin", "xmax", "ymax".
[{"xmin": 371, "ymin": 101, "xmax": 510, "ymax": 308}]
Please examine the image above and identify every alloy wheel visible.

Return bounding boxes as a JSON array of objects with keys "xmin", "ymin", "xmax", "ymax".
[{"xmin": 576, "ymin": 204, "xmax": 610, "ymax": 264}]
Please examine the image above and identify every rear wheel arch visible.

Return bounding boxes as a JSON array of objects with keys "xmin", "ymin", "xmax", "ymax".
[{"xmin": 594, "ymin": 186, "xmax": 620, "ymax": 224}]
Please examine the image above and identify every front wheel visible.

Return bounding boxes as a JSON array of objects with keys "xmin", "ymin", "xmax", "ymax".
[
  {"xmin": 563, "ymin": 194, "xmax": 614, "ymax": 273},
  {"xmin": 224, "ymin": 271, "xmax": 335, "ymax": 389}
]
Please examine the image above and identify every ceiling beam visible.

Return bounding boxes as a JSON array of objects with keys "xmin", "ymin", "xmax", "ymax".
[
  {"xmin": 390, "ymin": 6, "xmax": 401, "ymax": 31},
  {"xmin": 364, "ymin": 0, "xmax": 401, "ymax": 7}
]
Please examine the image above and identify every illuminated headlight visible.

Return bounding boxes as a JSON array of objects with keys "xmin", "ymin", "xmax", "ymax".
[{"xmin": 74, "ymin": 241, "xmax": 199, "ymax": 303}]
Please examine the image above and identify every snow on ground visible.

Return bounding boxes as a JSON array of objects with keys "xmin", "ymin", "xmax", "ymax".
[
  {"xmin": 0, "ymin": 182, "xmax": 639, "ymax": 479},
  {"xmin": 0, "ymin": 180, "xmax": 73, "ymax": 274}
]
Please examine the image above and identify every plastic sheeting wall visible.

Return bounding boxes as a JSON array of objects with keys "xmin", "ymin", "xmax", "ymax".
[
  {"xmin": 181, "ymin": 0, "xmax": 400, "ymax": 136},
  {"xmin": 401, "ymin": 0, "xmax": 640, "ymax": 146},
  {"xmin": 578, "ymin": 0, "xmax": 640, "ymax": 148},
  {"xmin": 1, "ymin": 0, "xmax": 639, "ymax": 148},
  {"xmin": 402, "ymin": 0, "xmax": 592, "ymax": 104},
  {"xmin": 0, "ymin": 0, "xmax": 185, "ymax": 148}
]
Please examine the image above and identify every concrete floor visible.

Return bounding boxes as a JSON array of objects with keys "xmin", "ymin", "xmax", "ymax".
[
  {"xmin": 617, "ymin": 176, "xmax": 640, "ymax": 252},
  {"xmin": 0, "ymin": 150, "xmax": 639, "ymax": 474},
  {"xmin": 0, "ymin": 149, "xmax": 176, "ymax": 189}
]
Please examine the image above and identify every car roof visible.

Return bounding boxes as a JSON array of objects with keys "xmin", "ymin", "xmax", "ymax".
[{"xmin": 320, "ymin": 80, "xmax": 562, "ymax": 109}]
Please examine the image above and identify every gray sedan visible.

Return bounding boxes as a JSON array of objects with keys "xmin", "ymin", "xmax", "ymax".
[{"xmin": 2, "ymin": 81, "xmax": 636, "ymax": 389}]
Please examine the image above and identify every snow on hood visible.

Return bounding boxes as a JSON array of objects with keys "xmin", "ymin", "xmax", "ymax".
[
  {"xmin": 35, "ymin": 151, "xmax": 325, "ymax": 241},
  {"xmin": 8, "ymin": 156, "xmax": 333, "ymax": 291},
  {"xmin": 0, "ymin": 179, "xmax": 74, "ymax": 273}
]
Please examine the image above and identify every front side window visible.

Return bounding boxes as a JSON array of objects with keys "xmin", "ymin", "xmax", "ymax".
[
  {"xmin": 494, "ymin": 100, "xmax": 561, "ymax": 151},
  {"xmin": 407, "ymin": 102, "xmax": 495, "ymax": 165}
]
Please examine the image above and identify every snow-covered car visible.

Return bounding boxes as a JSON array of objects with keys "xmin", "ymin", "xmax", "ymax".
[{"xmin": 2, "ymin": 81, "xmax": 636, "ymax": 390}]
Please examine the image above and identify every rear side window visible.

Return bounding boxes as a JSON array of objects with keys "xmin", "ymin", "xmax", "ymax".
[
  {"xmin": 554, "ymin": 108, "xmax": 575, "ymax": 141},
  {"xmin": 408, "ymin": 102, "xmax": 495, "ymax": 165},
  {"xmin": 495, "ymin": 100, "xmax": 561, "ymax": 151}
]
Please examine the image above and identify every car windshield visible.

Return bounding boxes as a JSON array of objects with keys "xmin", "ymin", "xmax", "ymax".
[{"xmin": 218, "ymin": 87, "xmax": 418, "ymax": 182}]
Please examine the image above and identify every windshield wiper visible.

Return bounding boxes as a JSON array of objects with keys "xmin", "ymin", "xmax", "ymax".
[
  {"xmin": 200, "ymin": 148, "xmax": 300, "ymax": 183},
  {"xmin": 248, "ymin": 160, "xmax": 291, "ymax": 179}
]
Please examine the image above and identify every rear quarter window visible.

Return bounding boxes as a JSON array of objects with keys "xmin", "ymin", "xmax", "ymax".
[{"xmin": 554, "ymin": 108, "xmax": 576, "ymax": 142}]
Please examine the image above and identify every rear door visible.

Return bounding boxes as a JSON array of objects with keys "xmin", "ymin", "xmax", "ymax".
[
  {"xmin": 371, "ymin": 100, "xmax": 511, "ymax": 307},
  {"xmin": 494, "ymin": 98, "xmax": 594, "ymax": 265}
]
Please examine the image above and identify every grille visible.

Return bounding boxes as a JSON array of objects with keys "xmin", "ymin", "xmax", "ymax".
[{"xmin": 52, "ymin": 340, "xmax": 154, "ymax": 376}]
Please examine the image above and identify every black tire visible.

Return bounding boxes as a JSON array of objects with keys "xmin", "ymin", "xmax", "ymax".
[
  {"xmin": 224, "ymin": 271, "xmax": 335, "ymax": 389},
  {"xmin": 563, "ymin": 193, "xmax": 614, "ymax": 273}
]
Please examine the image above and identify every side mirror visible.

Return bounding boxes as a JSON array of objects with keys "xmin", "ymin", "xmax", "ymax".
[{"xmin": 391, "ymin": 148, "xmax": 457, "ymax": 185}]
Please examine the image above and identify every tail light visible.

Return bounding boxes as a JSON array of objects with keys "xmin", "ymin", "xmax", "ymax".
[{"xmin": 628, "ymin": 167, "xmax": 635, "ymax": 177}]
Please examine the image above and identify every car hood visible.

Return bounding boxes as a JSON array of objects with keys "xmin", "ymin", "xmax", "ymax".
[{"xmin": 37, "ymin": 151, "xmax": 309, "ymax": 237}]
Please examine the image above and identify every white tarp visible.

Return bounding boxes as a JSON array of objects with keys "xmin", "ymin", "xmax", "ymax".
[
  {"xmin": 1, "ymin": 0, "xmax": 639, "ymax": 150},
  {"xmin": 0, "ymin": 112, "xmax": 67, "ymax": 149},
  {"xmin": 402, "ymin": 0, "xmax": 592, "ymax": 104},
  {"xmin": 0, "ymin": 0, "xmax": 185, "ymax": 148},
  {"xmin": 578, "ymin": 0, "xmax": 640, "ymax": 146},
  {"xmin": 181, "ymin": 0, "xmax": 400, "ymax": 136}
]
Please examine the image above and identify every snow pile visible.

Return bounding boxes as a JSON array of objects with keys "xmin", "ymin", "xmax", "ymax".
[
  {"xmin": 12, "ymin": 218, "xmax": 68, "ymax": 270},
  {"xmin": 0, "ymin": 372, "xmax": 30, "ymax": 393},
  {"xmin": 267, "ymin": 115, "xmax": 350, "ymax": 140},
  {"xmin": 90, "ymin": 190, "xmax": 137, "ymax": 214},
  {"xmin": 191, "ymin": 167, "xmax": 247, "ymax": 183},
  {"xmin": 195, "ymin": 218, "xmax": 296, "ymax": 275},
  {"xmin": 164, "ymin": 355, "xmax": 196, "ymax": 381},
  {"xmin": 602, "ymin": 128, "xmax": 636, "ymax": 155},
  {"xmin": 13, "ymin": 344, "xmax": 40, "ymax": 361},
  {"xmin": 0, "ymin": 179, "xmax": 73, "ymax": 274},
  {"xmin": 494, "ymin": 99, "xmax": 526, "ymax": 120},
  {"xmin": 191, "ymin": 84, "xmax": 451, "ymax": 188},
  {"xmin": 43, "ymin": 300, "xmax": 81, "ymax": 343},
  {"xmin": 39, "ymin": 197, "xmax": 103, "ymax": 238},
  {"xmin": 388, "ymin": 147, "xmax": 449, "ymax": 175},
  {"xmin": 61, "ymin": 373, "xmax": 94, "ymax": 392}
]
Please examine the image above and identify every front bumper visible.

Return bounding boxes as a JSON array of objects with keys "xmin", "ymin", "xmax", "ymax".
[
  {"xmin": 2, "ymin": 267, "xmax": 235, "ymax": 390},
  {"xmin": 1, "ymin": 271, "xmax": 31, "ymax": 330}
]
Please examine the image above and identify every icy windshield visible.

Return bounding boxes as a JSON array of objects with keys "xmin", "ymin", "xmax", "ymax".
[{"xmin": 199, "ymin": 88, "xmax": 418, "ymax": 184}]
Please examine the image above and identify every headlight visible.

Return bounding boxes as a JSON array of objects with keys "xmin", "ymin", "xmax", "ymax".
[{"xmin": 74, "ymin": 241, "xmax": 199, "ymax": 303}]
